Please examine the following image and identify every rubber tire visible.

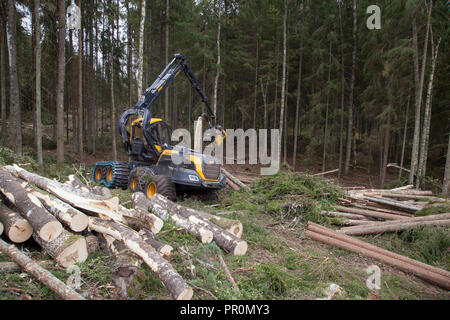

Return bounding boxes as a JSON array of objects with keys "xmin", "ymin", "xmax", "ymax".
[
  {"xmin": 128, "ymin": 168, "xmax": 141, "ymax": 193},
  {"xmin": 143, "ymin": 175, "xmax": 177, "ymax": 202}
]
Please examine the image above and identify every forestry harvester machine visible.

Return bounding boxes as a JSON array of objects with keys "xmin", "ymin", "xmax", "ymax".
[{"xmin": 92, "ymin": 54, "xmax": 226, "ymax": 201}]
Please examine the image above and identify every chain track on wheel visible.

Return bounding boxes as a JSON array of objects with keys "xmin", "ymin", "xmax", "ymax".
[{"xmin": 93, "ymin": 161, "xmax": 130, "ymax": 189}]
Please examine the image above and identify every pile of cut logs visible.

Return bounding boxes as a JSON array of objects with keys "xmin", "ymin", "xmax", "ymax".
[
  {"xmin": 0, "ymin": 164, "xmax": 247, "ymax": 300},
  {"xmin": 321, "ymin": 185, "xmax": 450, "ymax": 235},
  {"xmin": 309, "ymin": 185, "xmax": 450, "ymax": 290}
]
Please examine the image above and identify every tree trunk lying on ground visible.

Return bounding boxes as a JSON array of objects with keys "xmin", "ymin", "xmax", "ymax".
[
  {"xmin": 321, "ymin": 210, "xmax": 372, "ymax": 221},
  {"xmin": 88, "ymin": 217, "xmax": 193, "ymax": 300},
  {"xmin": 148, "ymin": 194, "xmax": 248, "ymax": 256},
  {"xmin": 65, "ymin": 175, "xmax": 112, "ymax": 198},
  {"xmin": 222, "ymin": 168, "xmax": 250, "ymax": 190},
  {"xmin": 0, "ymin": 167, "xmax": 63, "ymax": 241},
  {"xmin": 0, "ymin": 260, "xmax": 52, "ymax": 273},
  {"xmin": 349, "ymin": 203, "xmax": 414, "ymax": 217},
  {"xmin": 0, "ymin": 238, "xmax": 86, "ymax": 300},
  {"xmin": 5, "ymin": 165, "xmax": 123, "ymax": 222},
  {"xmin": 226, "ymin": 179, "xmax": 240, "ymax": 191},
  {"xmin": 138, "ymin": 228, "xmax": 173, "ymax": 257},
  {"xmin": 132, "ymin": 193, "xmax": 213, "ymax": 244},
  {"xmin": 339, "ymin": 219, "xmax": 450, "ymax": 236},
  {"xmin": 0, "ymin": 202, "xmax": 33, "ymax": 243},
  {"xmin": 31, "ymin": 191, "xmax": 89, "ymax": 233},
  {"xmin": 99, "ymin": 233, "xmax": 142, "ymax": 299},
  {"xmin": 329, "ymin": 219, "xmax": 374, "ymax": 227},
  {"xmin": 33, "ymin": 228, "xmax": 88, "ymax": 268},
  {"xmin": 335, "ymin": 205, "xmax": 407, "ymax": 221},
  {"xmin": 306, "ymin": 223, "xmax": 450, "ymax": 290},
  {"xmin": 195, "ymin": 210, "xmax": 243, "ymax": 238},
  {"xmin": 362, "ymin": 195, "xmax": 422, "ymax": 212},
  {"xmin": 120, "ymin": 207, "xmax": 164, "ymax": 234}
]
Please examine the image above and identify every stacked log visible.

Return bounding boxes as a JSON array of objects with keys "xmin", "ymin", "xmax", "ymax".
[
  {"xmin": 222, "ymin": 168, "xmax": 250, "ymax": 190},
  {"xmin": 0, "ymin": 202, "xmax": 33, "ymax": 243},
  {"xmin": 305, "ymin": 223, "xmax": 450, "ymax": 290}
]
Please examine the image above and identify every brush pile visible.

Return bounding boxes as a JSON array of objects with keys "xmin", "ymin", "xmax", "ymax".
[{"xmin": 0, "ymin": 164, "xmax": 248, "ymax": 300}]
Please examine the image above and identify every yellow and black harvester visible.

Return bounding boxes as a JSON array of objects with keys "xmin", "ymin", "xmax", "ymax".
[{"xmin": 92, "ymin": 54, "xmax": 226, "ymax": 201}]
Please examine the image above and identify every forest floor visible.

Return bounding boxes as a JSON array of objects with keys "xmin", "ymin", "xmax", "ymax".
[{"xmin": 0, "ymin": 129, "xmax": 449, "ymax": 300}]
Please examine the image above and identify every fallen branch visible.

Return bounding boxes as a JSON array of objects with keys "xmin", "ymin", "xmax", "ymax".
[
  {"xmin": 321, "ymin": 210, "xmax": 371, "ymax": 221},
  {"xmin": 313, "ymin": 169, "xmax": 339, "ymax": 177},
  {"xmin": 178, "ymin": 247, "xmax": 217, "ymax": 271},
  {"xmin": 0, "ymin": 260, "xmax": 53, "ymax": 273},
  {"xmin": 0, "ymin": 238, "xmax": 86, "ymax": 300},
  {"xmin": 387, "ymin": 163, "xmax": 411, "ymax": 173},
  {"xmin": 218, "ymin": 253, "xmax": 241, "ymax": 296}
]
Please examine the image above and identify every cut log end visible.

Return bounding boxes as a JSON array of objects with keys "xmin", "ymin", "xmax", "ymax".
[
  {"xmin": 200, "ymin": 230, "xmax": 214, "ymax": 244},
  {"xmin": 0, "ymin": 222, "xmax": 3, "ymax": 235},
  {"xmin": 70, "ymin": 214, "xmax": 90, "ymax": 233},
  {"xmin": 151, "ymin": 218, "xmax": 164, "ymax": 234},
  {"xmin": 233, "ymin": 241, "xmax": 248, "ymax": 256},
  {"xmin": 177, "ymin": 287, "xmax": 194, "ymax": 300},
  {"xmin": 56, "ymin": 237, "xmax": 88, "ymax": 268},
  {"xmin": 160, "ymin": 245, "xmax": 173, "ymax": 257},
  {"xmin": 39, "ymin": 221, "xmax": 64, "ymax": 242},
  {"xmin": 8, "ymin": 220, "xmax": 33, "ymax": 243}
]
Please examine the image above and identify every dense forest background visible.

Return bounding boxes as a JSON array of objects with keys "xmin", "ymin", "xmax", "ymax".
[{"xmin": 0, "ymin": 0, "xmax": 449, "ymax": 194}]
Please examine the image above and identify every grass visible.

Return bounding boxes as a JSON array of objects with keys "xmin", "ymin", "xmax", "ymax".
[{"xmin": 0, "ymin": 149, "xmax": 449, "ymax": 300}]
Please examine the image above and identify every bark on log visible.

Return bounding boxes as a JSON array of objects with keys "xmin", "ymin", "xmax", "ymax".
[
  {"xmin": 226, "ymin": 179, "xmax": 240, "ymax": 191},
  {"xmin": 362, "ymin": 195, "xmax": 422, "ymax": 212},
  {"xmin": 321, "ymin": 210, "xmax": 371, "ymax": 221},
  {"xmin": 0, "ymin": 203, "xmax": 33, "ymax": 243},
  {"xmin": 0, "ymin": 221, "xmax": 3, "ymax": 235},
  {"xmin": 149, "ymin": 194, "xmax": 248, "ymax": 256},
  {"xmin": 0, "ymin": 167, "xmax": 63, "ymax": 241},
  {"xmin": 222, "ymin": 168, "xmax": 250, "ymax": 190},
  {"xmin": 350, "ymin": 203, "xmax": 414, "ymax": 217},
  {"xmin": 85, "ymin": 234, "xmax": 99, "ymax": 255},
  {"xmin": 120, "ymin": 207, "xmax": 164, "ymax": 234},
  {"xmin": 0, "ymin": 238, "xmax": 86, "ymax": 299},
  {"xmin": 65, "ymin": 175, "xmax": 112, "ymax": 198},
  {"xmin": 306, "ymin": 226, "xmax": 450, "ymax": 290},
  {"xmin": 5, "ymin": 165, "xmax": 123, "ymax": 222},
  {"xmin": 340, "ymin": 212, "xmax": 450, "ymax": 231},
  {"xmin": 330, "ymin": 219, "xmax": 374, "ymax": 227},
  {"xmin": 31, "ymin": 191, "xmax": 89, "ymax": 233},
  {"xmin": 335, "ymin": 205, "xmax": 407, "ymax": 221},
  {"xmin": 313, "ymin": 169, "xmax": 339, "ymax": 176},
  {"xmin": 89, "ymin": 217, "xmax": 193, "ymax": 300},
  {"xmin": 132, "ymin": 193, "xmax": 213, "ymax": 244},
  {"xmin": 0, "ymin": 260, "xmax": 52, "ymax": 273},
  {"xmin": 33, "ymin": 228, "xmax": 88, "ymax": 268},
  {"xmin": 99, "ymin": 234, "xmax": 142, "ymax": 299},
  {"xmin": 339, "ymin": 219, "xmax": 450, "ymax": 236},
  {"xmin": 195, "ymin": 211, "xmax": 243, "ymax": 238},
  {"xmin": 138, "ymin": 228, "xmax": 173, "ymax": 257}
]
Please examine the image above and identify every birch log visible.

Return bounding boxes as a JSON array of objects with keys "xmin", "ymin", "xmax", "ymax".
[
  {"xmin": 33, "ymin": 229, "xmax": 88, "ymax": 268},
  {"xmin": 89, "ymin": 217, "xmax": 193, "ymax": 300},
  {"xmin": 0, "ymin": 203, "xmax": 33, "ymax": 243},
  {"xmin": 31, "ymin": 191, "xmax": 89, "ymax": 232},
  {"xmin": 6, "ymin": 165, "xmax": 123, "ymax": 222},
  {"xmin": 138, "ymin": 228, "xmax": 173, "ymax": 257},
  {"xmin": 149, "ymin": 194, "xmax": 248, "ymax": 256},
  {"xmin": 0, "ymin": 238, "xmax": 85, "ymax": 300},
  {"xmin": 120, "ymin": 207, "xmax": 164, "ymax": 234},
  {"xmin": 132, "ymin": 193, "xmax": 213, "ymax": 244},
  {"xmin": 0, "ymin": 167, "xmax": 63, "ymax": 241}
]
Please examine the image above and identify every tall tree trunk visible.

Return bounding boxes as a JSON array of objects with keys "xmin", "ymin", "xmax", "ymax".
[
  {"xmin": 417, "ymin": 36, "xmax": 441, "ymax": 187},
  {"xmin": 252, "ymin": 37, "xmax": 259, "ymax": 129},
  {"xmin": 213, "ymin": 2, "xmax": 221, "ymax": 118},
  {"xmin": 381, "ymin": 106, "xmax": 392, "ymax": 186},
  {"xmin": 110, "ymin": 4, "xmax": 117, "ymax": 161},
  {"xmin": 34, "ymin": 0, "xmax": 43, "ymax": 166},
  {"xmin": 6, "ymin": 0, "xmax": 22, "ymax": 155},
  {"xmin": 278, "ymin": 0, "xmax": 287, "ymax": 165},
  {"xmin": 56, "ymin": 0, "xmax": 66, "ymax": 167},
  {"xmin": 78, "ymin": 0, "xmax": 84, "ymax": 163},
  {"xmin": 345, "ymin": 0, "xmax": 357, "ymax": 175},
  {"xmin": 338, "ymin": 3, "xmax": 345, "ymax": 179},
  {"xmin": 0, "ymin": 8, "xmax": 6, "ymax": 147},
  {"xmin": 292, "ymin": 42, "xmax": 302, "ymax": 171},
  {"xmin": 410, "ymin": 3, "xmax": 432, "ymax": 185},
  {"xmin": 137, "ymin": 0, "xmax": 146, "ymax": 98},
  {"xmin": 128, "ymin": 0, "xmax": 133, "ymax": 106},
  {"xmin": 443, "ymin": 133, "xmax": 450, "ymax": 198},
  {"xmin": 322, "ymin": 40, "xmax": 332, "ymax": 173},
  {"xmin": 165, "ymin": 0, "xmax": 169, "ymax": 121},
  {"xmin": 399, "ymin": 94, "xmax": 410, "ymax": 179}
]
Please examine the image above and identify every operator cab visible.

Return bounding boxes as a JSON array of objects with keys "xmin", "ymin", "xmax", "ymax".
[{"xmin": 130, "ymin": 117, "xmax": 172, "ymax": 162}]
